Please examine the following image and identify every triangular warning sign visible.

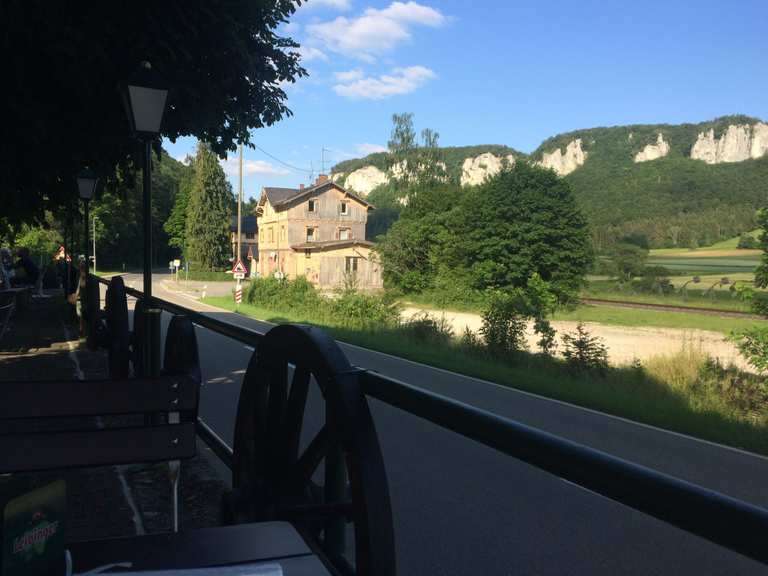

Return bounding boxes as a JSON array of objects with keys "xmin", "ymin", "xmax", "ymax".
[{"xmin": 232, "ymin": 259, "xmax": 247, "ymax": 274}]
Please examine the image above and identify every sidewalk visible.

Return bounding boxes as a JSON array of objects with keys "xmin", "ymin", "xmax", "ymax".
[{"xmin": 0, "ymin": 293, "xmax": 225, "ymax": 542}]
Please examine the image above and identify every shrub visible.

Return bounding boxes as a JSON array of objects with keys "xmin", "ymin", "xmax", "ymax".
[
  {"xmin": 329, "ymin": 290, "xmax": 400, "ymax": 330},
  {"xmin": 458, "ymin": 326, "xmax": 484, "ymax": 355},
  {"xmin": 737, "ymin": 233, "xmax": 758, "ymax": 249},
  {"xmin": 480, "ymin": 292, "xmax": 528, "ymax": 357},
  {"xmin": 402, "ymin": 312, "xmax": 454, "ymax": 345},
  {"xmin": 728, "ymin": 326, "xmax": 768, "ymax": 374},
  {"xmin": 533, "ymin": 317, "xmax": 557, "ymax": 355},
  {"xmin": 562, "ymin": 323, "xmax": 608, "ymax": 372}
]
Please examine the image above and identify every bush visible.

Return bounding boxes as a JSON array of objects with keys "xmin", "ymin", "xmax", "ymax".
[
  {"xmin": 737, "ymin": 233, "xmax": 758, "ymax": 249},
  {"xmin": 244, "ymin": 276, "xmax": 321, "ymax": 313},
  {"xmin": 402, "ymin": 312, "xmax": 454, "ymax": 345},
  {"xmin": 562, "ymin": 323, "xmax": 608, "ymax": 372},
  {"xmin": 632, "ymin": 266, "xmax": 674, "ymax": 294},
  {"xmin": 480, "ymin": 292, "xmax": 528, "ymax": 357},
  {"xmin": 329, "ymin": 290, "xmax": 400, "ymax": 330}
]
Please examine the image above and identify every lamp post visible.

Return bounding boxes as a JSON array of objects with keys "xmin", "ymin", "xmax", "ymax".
[
  {"xmin": 121, "ymin": 61, "xmax": 168, "ymax": 377},
  {"xmin": 77, "ymin": 169, "xmax": 98, "ymax": 269}
]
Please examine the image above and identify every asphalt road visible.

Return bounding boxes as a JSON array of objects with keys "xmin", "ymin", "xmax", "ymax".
[{"xmin": 123, "ymin": 274, "xmax": 768, "ymax": 575}]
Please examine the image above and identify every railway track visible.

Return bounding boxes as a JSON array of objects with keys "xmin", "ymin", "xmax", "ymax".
[{"xmin": 580, "ymin": 297, "xmax": 762, "ymax": 319}]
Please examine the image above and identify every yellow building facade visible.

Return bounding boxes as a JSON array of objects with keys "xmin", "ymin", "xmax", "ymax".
[{"xmin": 256, "ymin": 176, "xmax": 383, "ymax": 290}]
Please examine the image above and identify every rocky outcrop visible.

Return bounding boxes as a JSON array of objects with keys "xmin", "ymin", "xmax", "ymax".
[
  {"xmin": 537, "ymin": 139, "xmax": 587, "ymax": 176},
  {"xmin": 690, "ymin": 122, "xmax": 768, "ymax": 164},
  {"xmin": 335, "ymin": 166, "xmax": 389, "ymax": 195},
  {"xmin": 634, "ymin": 133, "xmax": 670, "ymax": 163},
  {"xmin": 460, "ymin": 153, "xmax": 516, "ymax": 186}
]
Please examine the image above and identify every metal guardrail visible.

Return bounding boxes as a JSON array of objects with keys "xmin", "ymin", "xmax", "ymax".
[{"xmin": 94, "ymin": 275, "xmax": 768, "ymax": 566}]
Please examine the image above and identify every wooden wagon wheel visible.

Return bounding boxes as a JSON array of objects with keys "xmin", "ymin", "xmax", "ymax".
[
  {"xmin": 85, "ymin": 275, "xmax": 105, "ymax": 350},
  {"xmin": 228, "ymin": 324, "xmax": 395, "ymax": 576},
  {"xmin": 162, "ymin": 314, "xmax": 201, "ymax": 384},
  {"xmin": 105, "ymin": 276, "xmax": 130, "ymax": 379},
  {"xmin": 130, "ymin": 297, "xmax": 145, "ymax": 377}
]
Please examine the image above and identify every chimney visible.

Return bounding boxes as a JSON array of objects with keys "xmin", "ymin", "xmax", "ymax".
[
  {"xmin": 315, "ymin": 174, "xmax": 329, "ymax": 185},
  {"xmin": 299, "ymin": 183, "xmax": 305, "ymax": 190}
]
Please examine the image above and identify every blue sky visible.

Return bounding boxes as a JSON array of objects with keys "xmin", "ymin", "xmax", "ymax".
[{"xmin": 163, "ymin": 0, "xmax": 768, "ymax": 199}]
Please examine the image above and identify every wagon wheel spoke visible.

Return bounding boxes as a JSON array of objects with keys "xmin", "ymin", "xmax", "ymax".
[
  {"xmin": 282, "ymin": 365, "xmax": 311, "ymax": 464},
  {"xmin": 292, "ymin": 425, "xmax": 332, "ymax": 489}
]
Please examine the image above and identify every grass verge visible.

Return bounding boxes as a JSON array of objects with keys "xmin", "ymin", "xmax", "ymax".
[
  {"xmin": 204, "ymin": 296, "xmax": 768, "ymax": 456},
  {"xmin": 552, "ymin": 304, "xmax": 765, "ymax": 335}
]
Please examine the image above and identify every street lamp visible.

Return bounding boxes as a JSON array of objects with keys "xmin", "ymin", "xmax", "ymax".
[
  {"xmin": 77, "ymin": 169, "xmax": 99, "ymax": 270},
  {"xmin": 120, "ymin": 61, "xmax": 168, "ymax": 376}
]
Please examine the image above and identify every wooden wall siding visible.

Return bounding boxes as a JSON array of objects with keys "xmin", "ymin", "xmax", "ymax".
[
  {"xmin": 258, "ymin": 185, "xmax": 371, "ymax": 252},
  {"xmin": 317, "ymin": 256, "xmax": 383, "ymax": 289}
]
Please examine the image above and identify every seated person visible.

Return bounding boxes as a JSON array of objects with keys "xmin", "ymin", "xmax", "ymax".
[{"xmin": 13, "ymin": 247, "xmax": 39, "ymax": 287}]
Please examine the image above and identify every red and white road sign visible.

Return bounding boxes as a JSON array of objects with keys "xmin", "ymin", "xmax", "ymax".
[
  {"xmin": 232, "ymin": 259, "xmax": 247, "ymax": 280},
  {"xmin": 234, "ymin": 286, "xmax": 243, "ymax": 304}
]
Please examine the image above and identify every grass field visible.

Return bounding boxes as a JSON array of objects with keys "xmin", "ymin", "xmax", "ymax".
[
  {"xmin": 553, "ymin": 304, "xmax": 765, "ymax": 334},
  {"xmin": 204, "ymin": 295, "xmax": 768, "ymax": 455}
]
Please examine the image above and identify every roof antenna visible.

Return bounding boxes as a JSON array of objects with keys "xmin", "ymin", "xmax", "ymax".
[{"xmin": 322, "ymin": 146, "xmax": 331, "ymax": 174}]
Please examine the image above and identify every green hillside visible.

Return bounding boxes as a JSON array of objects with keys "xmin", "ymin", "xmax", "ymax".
[
  {"xmin": 532, "ymin": 115, "xmax": 768, "ymax": 249},
  {"xmin": 331, "ymin": 116, "xmax": 768, "ymax": 250}
]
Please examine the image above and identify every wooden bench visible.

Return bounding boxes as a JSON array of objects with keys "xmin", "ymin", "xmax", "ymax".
[{"xmin": 0, "ymin": 314, "xmax": 200, "ymax": 532}]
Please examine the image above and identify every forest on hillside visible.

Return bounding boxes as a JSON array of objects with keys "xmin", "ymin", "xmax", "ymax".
[{"xmin": 336, "ymin": 115, "xmax": 768, "ymax": 251}]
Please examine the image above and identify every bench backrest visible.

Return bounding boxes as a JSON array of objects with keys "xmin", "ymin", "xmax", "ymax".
[{"xmin": 0, "ymin": 314, "xmax": 200, "ymax": 473}]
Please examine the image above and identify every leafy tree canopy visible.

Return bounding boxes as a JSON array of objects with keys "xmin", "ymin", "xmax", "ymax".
[
  {"xmin": 448, "ymin": 162, "xmax": 593, "ymax": 300},
  {"xmin": 2, "ymin": 1, "xmax": 305, "ymax": 226}
]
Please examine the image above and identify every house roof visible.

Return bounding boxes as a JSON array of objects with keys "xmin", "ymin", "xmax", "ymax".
[
  {"xmin": 260, "ymin": 180, "xmax": 374, "ymax": 211},
  {"xmin": 230, "ymin": 215, "xmax": 257, "ymax": 234},
  {"xmin": 290, "ymin": 239, "xmax": 375, "ymax": 252}
]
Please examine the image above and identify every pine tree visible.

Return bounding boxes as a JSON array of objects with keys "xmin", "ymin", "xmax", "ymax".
[{"xmin": 185, "ymin": 142, "xmax": 233, "ymax": 271}]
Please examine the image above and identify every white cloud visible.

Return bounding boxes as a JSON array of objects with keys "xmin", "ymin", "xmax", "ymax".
[
  {"xmin": 299, "ymin": 0, "xmax": 352, "ymax": 10},
  {"xmin": 334, "ymin": 68, "xmax": 364, "ymax": 82},
  {"xmin": 297, "ymin": 46, "xmax": 328, "ymax": 62},
  {"xmin": 358, "ymin": 143, "xmax": 387, "ymax": 154},
  {"xmin": 221, "ymin": 157, "xmax": 290, "ymax": 176},
  {"xmin": 333, "ymin": 65, "xmax": 436, "ymax": 100},
  {"xmin": 307, "ymin": 2, "xmax": 446, "ymax": 61}
]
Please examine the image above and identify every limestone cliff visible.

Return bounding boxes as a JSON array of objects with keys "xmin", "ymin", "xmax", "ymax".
[
  {"xmin": 460, "ymin": 153, "xmax": 516, "ymax": 186},
  {"xmin": 690, "ymin": 122, "xmax": 768, "ymax": 164},
  {"xmin": 537, "ymin": 139, "xmax": 587, "ymax": 176},
  {"xmin": 634, "ymin": 133, "xmax": 670, "ymax": 163},
  {"xmin": 335, "ymin": 166, "xmax": 389, "ymax": 195}
]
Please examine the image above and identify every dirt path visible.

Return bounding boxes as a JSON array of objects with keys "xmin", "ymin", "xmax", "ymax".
[{"xmin": 401, "ymin": 306, "xmax": 750, "ymax": 371}]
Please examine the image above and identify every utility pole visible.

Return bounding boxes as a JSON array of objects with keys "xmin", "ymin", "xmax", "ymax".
[
  {"xmin": 237, "ymin": 142, "xmax": 243, "ymax": 263},
  {"xmin": 322, "ymin": 147, "xmax": 331, "ymax": 175},
  {"xmin": 92, "ymin": 215, "xmax": 97, "ymax": 275}
]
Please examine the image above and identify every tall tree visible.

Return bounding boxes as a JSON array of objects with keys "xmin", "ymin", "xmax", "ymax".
[
  {"xmin": 448, "ymin": 162, "xmax": 593, "ymax": 301},
  {"xmin": 186, "ymin": 142, "xmax": 233, "ymax": 271},
  {"xmin": 164, "ymin": 162, "xmax": 194, "ymax": 258}
]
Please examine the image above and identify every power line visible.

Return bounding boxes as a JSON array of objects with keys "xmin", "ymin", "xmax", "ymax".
[{"xmin": 252, "ymin": 143, "xmax": 314, "ymax": 174}]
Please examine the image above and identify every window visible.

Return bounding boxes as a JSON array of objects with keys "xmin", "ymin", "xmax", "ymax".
[
  {"xmin": 339, "ymin": 228, "xmax": 350, "ymax": 241},
  {"xmin": 305, "ymin": 249, "xmax": 311, "ymax": 259},
  {"xmin": 340, "ymin": 201, "xmax": 348, "ymax": 215},
  {"xmin": 280, "ymin": 226, "xmax": 286, "ymax": 241},
  {"xmin": 308, "ymin": 199, "xmax": 316, "ymax": 212},
  {"xmin": 306, "ymin": 227, "xmax": 315, "ymax": 242},
  {"xmin": 268, "ymin": 227, "xmax": 274, "ymax": 243},
  {"xmin": 345, "ymin": 256, "xmax": 359, "ymax": 273},
  {"xmin": 245, "ymin": 232, "xmax": 255, "ymax": 240}
]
